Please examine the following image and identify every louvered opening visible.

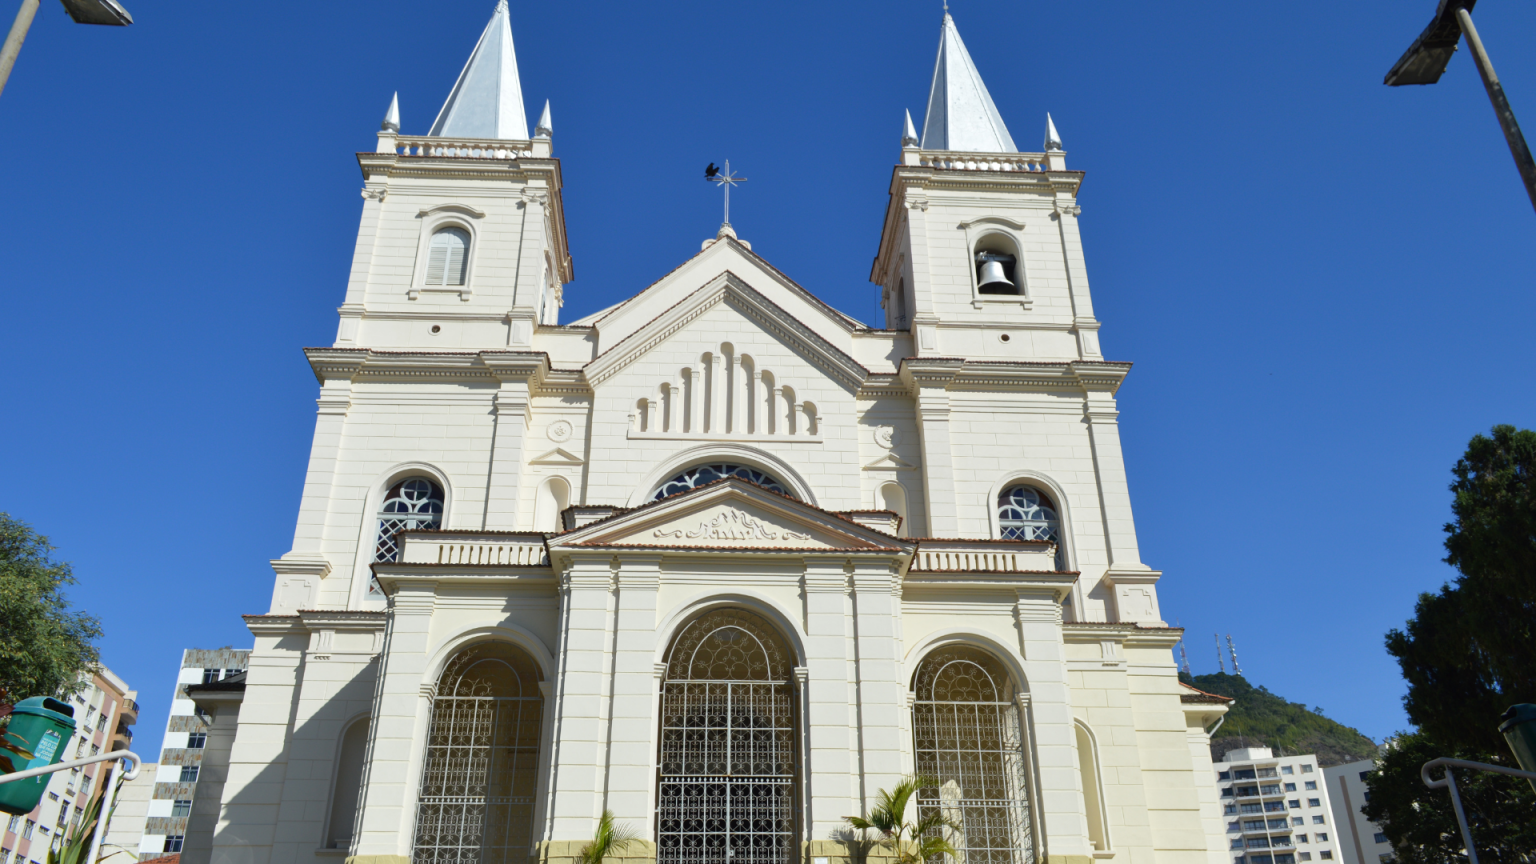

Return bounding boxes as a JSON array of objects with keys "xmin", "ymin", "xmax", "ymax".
[{"xmin": 425, "ymin": 228, "xmax": 470, "ymax": 286}]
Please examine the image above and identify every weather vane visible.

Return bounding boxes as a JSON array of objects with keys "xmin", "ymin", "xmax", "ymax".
[{"xmin": 704, "ymin": 160, "xmax": 747, "ymax": 230}]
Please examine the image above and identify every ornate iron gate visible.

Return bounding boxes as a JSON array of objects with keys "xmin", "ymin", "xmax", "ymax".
[
  {"xmin": 911, "ymin": 646, "xmax": 1035, "ymax": 864},
  {"xmin": 658, "ymin": 610, "xmax": 797, "ymax": 864}
]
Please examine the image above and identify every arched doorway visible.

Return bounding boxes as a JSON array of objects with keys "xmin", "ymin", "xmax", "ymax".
[
  {"xmin": 413, "ymin": 642, "xmax": 544, "ymax": 864},
  {"xmin": 911, "ymin": 645, "xmax": 1036, "ymax": 864},
  {"xmin": 657, "ymin": 608, "xmax": 798, "ymax": 864}
]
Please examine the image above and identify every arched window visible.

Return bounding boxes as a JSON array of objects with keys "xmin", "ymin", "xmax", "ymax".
[
  {"xmin": 326, "ymin": 717, "xmax": 370, "ymax": 850},
  {"xmin": 651, "ymin": 463, "xmax": 790, "ymax": 501},
  {"xmin": 425, "ymin": 227, "xmax": 470, "ymax": 286},
  {"xmin": 911, "ymin": 645, "xmax": 1035, "ymax": 864},
  {"xmin": 658, "ymin": 608, "xmax": 796, "ymax": 864},
  {"xmin": 413, "ymin": 642, "xmax": 543, "ymax": 864},
  {"xmin": 374, "ymin": 478, "xmax": 444, "ymax": 562},
  {"xmin": 998, "ymin": 485, "xmax": 1063, "ymax": 569}
]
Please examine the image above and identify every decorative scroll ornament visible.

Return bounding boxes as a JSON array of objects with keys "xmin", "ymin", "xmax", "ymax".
[
  {"xmin": 654, "ymin": 509, "xmax": 811, "ymax": 543},
  {"xmin": 874, "ymin": 425, "xmax": 897, "ymax": 449}
]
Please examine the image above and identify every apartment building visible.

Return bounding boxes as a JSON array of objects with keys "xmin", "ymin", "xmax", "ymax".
[
  {"xmin": 1215, "ymin": 748, "xmax": 1341, "ymax": 864},
  {"xmin": 1324, "ymin": 759, "xmax": 1393, "ymax": 864},
  {"xmin": 0, "ymin": 667, "xmax": 138, "ymax": 864},
  {"xmin": 136, "ymin": 649, "xmax": 249, "ymax": 861}
]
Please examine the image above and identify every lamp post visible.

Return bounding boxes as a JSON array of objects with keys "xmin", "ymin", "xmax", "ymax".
[
  {"xmin": 0, "ymin": 0, "xmax": 132, "ymax": 99},
  {"xmin": 1386, "ymin": 0, "xmax": 1536, "ymax": 214}
]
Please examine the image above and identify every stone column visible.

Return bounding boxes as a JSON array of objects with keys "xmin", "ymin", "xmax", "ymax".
[
  {"xmin": 706, "ymin": 353, "xmax": 721, "ymax": 434},
  {"xmin": 481, "ymin": 355, "xmax": 544, "ymax": 531},
  {"xmin": 602, "ymin": 554, "xmax": 663, "ymax": 837},
  {"xmin": 545, "ymin": 556, "xmax": 616, "ymax": 840},
  {"xmin": 1013, "ymin": 590, "xmax": 1093, "ymax": 863},
  {"xmin": 801, "ymin": 556, "xmax": 859, "ymax": 837},
  {"xmin": 904, "ymin": 360, "xmax": 962, "ymax": 537},
  {"xmin": 849, "ymin": 560, "xmax": 906, "ymax": 805},
  {"xmin": 350, "ymin": 583, "xmax": 437, "ymax": 861}
]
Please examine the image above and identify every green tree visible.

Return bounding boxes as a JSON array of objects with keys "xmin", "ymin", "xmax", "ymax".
[
  {"xmin": 1179, "ymin": 671, "xmax": 1376, "ymax": 766},
  {"xmin": 845, "ymin": 775, "xmax": 958, "ymax": 864},
  {"xmin": 0, "ymin": 513, "xmax": 102, "ymax": 701},
  {"xmin": 1368, "ymin": 426, "xmax": 1536, "ymax": 863}
]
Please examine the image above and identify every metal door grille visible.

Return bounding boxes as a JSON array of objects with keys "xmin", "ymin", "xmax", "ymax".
[
  {"xmin": 414, "ymin": 646, "xmax": 543, "ymax": 864},
  {"xmin": 912, "ymin": 647, "xmax": 1035, "ymax": 864},
  {"xmin": 658, "ymin": 610, "xmax": 797, "ymax": 864}
]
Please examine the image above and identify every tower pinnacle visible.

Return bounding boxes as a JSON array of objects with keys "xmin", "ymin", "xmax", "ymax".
[
  {"xmin": 919, "ymin": 13, "xmax": 1016, "ymax": 152},
  {"xmin": 429, "ymin": 0, "xmax": 529, "ymax": 140},
  {"xmin": 381, "ymin": 92, "xmax": 400, "ymax": 133}
]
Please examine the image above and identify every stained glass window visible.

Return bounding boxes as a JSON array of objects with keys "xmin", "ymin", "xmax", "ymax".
[{"xmin": 652, "ymin": 464, "xmax": 789, "ymax": 501}]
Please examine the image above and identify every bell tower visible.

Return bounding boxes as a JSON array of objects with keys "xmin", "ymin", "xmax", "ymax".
[
  {"xmin": 336, "ymin": 0, "xmax": 571, "ymax": 352},
  {"xmin": 871, "ymin": 14, "xmax": 1102, "ymax": 364}
]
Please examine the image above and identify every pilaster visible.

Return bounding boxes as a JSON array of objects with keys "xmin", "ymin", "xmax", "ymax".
[
  {"xmin": 902, "ymin": 360, "xmax": 963, "ymax": 537},
  {"xmin": 353, "ymin": 585, "xmax": 437, "ymax": 858},
  {"xmin": 848, "ymin": 560, "xmax": 905, "ymax": 805},
  {"xmin": 547, "ymin": 555, "xmax": 617, "ymax": 839},
  {"xmin": 601, "ymin": 554, "xmax": 662, "ymax": 834},
  {"xmin": 1013, "ymin": 592, "xmax": 1093, "ymax": 862},
  {"xmin": 1082, "ymin": 394, "xmax": 1145, "ymax": 578},
  {"xmin": 481, "ymin": 354, "xmax": 546, "ymax": 531},
  {"xmin": 289, "ymin": 370, "xmax": 360, "ymax": 559},
  {"xmin": 800, "ymin": 556, "xmax": 859, "ymax": 838}
]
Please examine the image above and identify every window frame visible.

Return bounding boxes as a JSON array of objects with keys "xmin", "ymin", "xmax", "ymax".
[
  {"xmin": 409, "ymin": 206, "xmax": 484, "ymax": 301},
  {"xmin": 958, "ymin": 217, "xmax": 1032, "ymax": 309}
]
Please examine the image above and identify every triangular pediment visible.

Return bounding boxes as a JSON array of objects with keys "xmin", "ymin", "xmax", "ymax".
[
  {"xmin": 529, "ymin": 447, "xmax": 583, "ymax": 465},
  {"xmin": 551, "ymin": 479, "xmax": 907, "ymax": 552},
  {"xmin": 583, "ymin": 272, "xmax": 867, "ymax": 392},
  {"xmin": 862, "ymin": 452, "xmax": 916, "ymax": 472}
]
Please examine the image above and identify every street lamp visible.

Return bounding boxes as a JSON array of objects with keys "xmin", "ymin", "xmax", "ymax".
[
  {"xmin": 0, "ymin": 0, "xmax": 131, "ymax": 99},
  {"xmin": 1386, "ymin": 0, "xmax": 1536, "ymax": 213}
]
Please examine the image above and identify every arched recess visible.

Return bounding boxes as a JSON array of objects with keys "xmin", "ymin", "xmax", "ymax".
[
  {"xmin": 412, "ymin": 641, "xmax": 545, "ymax": 864},
  {"xmin": 533, "ymin": 476, "xmax": 570, "ymax": 532},
  {"xmin": 986, "ymin": 471, "xmax": 1077, "ymax": 573},
  {"xmin": 351, "ymin": 462, "xmax": 455, "ymax": 608},
  {"xmin": 656, "ymin": 607, "xmax": 798, "ymax": 864},
  {"xmin": 627, "ymin": 443, "xmax": 819, "ymax": 507},
  {"xmin": 325, "ymin": 715, "xmax": 370, "ymax": 850},
  {"xmin": 878, "ymin": 481, "xmax": 910, "ymax": 537},
  {"xmin": 1075, "ymin": 720, "xmax": 1111, "ymax": 853},
  {"xmin": 909, "ymin": 643, "xmax": 1038, "ymax": 864}
]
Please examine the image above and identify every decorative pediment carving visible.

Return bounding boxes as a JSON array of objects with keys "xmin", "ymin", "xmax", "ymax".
[{"xmin": 652, "ymin": 508, "xmax": 813, "ymax": 544}]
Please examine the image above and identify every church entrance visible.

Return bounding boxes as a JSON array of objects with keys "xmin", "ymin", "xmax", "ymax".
[
  {"xmin": 657, "ymin": 608, "xmax": 797, "ymax": 864},
  {"xmin": 413, "ymin": 642, "xmax": 545, "ymax": 864}
]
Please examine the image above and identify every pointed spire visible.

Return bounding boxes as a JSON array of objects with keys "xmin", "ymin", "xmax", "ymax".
[
  {"xmin": 429, "ymin": 0, "xmax": 529, "ymax": 140},
  {"xmin": 381, "ymin": 92, "xmax": 400, "ymax": 133},
  {"xmin": 1044, "ymin": 112, "xmax": 1063, "ymax": 151},
  {"xmin": 534, "ymin": 99, "xmax": 552, "ymax": 138},
  {"xmin": 902, "ymin": 109, "xmax": 920, "ymax": 147},
  {"xmin": 920, "ymin": 14, "xmax": 1016, "ymax": 153}
]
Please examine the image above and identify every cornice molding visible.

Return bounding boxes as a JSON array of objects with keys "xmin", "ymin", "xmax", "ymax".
[{"xmin": 303, "ymin": 348, "xmax": 553, "ymax": 388}]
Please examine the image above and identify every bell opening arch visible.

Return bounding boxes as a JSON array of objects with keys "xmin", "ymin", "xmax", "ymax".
[{"xmin": 656, "ymin": 606, "xmax": 800, "ymax": 864}]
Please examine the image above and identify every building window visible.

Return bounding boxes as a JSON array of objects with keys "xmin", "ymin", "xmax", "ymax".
[
  {"xmin": 1308, "ymin": 799, "xmax": 1320, "ymax": 808},
  {"xmin": 1284, "ymin": 783, "xmax": 1296, "ymax": 792},
  {"xmin": 163, "ymin": 836, "xmax": 184, "ymax": 854},
  {"xmin": 97, "ymin": 713, "xmax": 106, "ymax": 730},
  {"xmin": 1292, "ymin": 818, "xmax": 1304, "ymax": 827},
  {"xmin": 1282, "ymin": 766, "xmax": 1294, "ymax": 775},
  {"xmin": 1247, "ymin": 839, "xmax": 1270, "ymax": 849},
  {"xmin": 1221, "ymin": 788, "xmax": 1234, "ymax": 798},
  {"xmin": 425, "ymin": 227, "xmax": 470, "ymax": 286},
  {"xmin": 910, "ymin": 644, "xmax": 1035, "ymax": 864},
  {"xmin": 374, "ymin": 478, "xmax": 445, "ymax": 563},
  {"xmin": 1296, "ymin": 835, "xmax": 1308, "ymax": 843},
  {"xmin": 657, "ymin": 609, "xmax": 798, "ymax": 864},
  {"xmin": 1227, "ymin": 822, "xmax": 1240, "ymax": 832},
  {"xmin": 1219, "ymin": 771, "xmax": 1232, "ymax": 780},
  {"xmin": 180, "ymin": 765, "xmax": 199, "ymax": 783},
  {"xmin": 1319, "ymin": 853, "xmax": 1332, "ymax": 860},
  {"xmin": 47, "ymin": 793, "xmax": 58, "ymax": 802},
  {"xmin": 1301, "ymin": 765, "xmax": 1314, "ymax": 774},
  {"xmin": 652, "ymin": 463, "xmax": 790, "ymax": 501},
  {"xmin": 1374, "ymin": 833, "xmax": 1388, "ymax": 844},
  {"xmin": 1305, "ymin": 781, "xmax": 1317, "ymax": 791},
  {"xmin": 1317, "ymin": 833, "xmax": 1329, "ymax": 842},
  {"xmin": 171, "ymin": 800, "xmax": 192, "ymax": 819},
  {"xmin": 1313, "ymin": 816, "xmax": 1325, "ymax": 824},
  {"xmin": 1359, "ymin": 771, "xmax": 1371, "ymax": 782},
  {"xmin": 1239, "ymin": 803, "xmax": 1261, "ymax": 814},
  {"xmin": 1224, "ymin": 804, "xmax": 1238, "ymax": 815},
  {"xmin": 202, "ymin": 669, "xmax": 220, "ymax": 684},
  {"xmin": 414, "ymin": 642, "xmax": 544, "ymax": 864},
  {"xmin": 1299, "ymin": 855, "xmax": 1312, "ymax": 862},
  {"xmin": 998, "ymin": 485, "xmax": 1064, "ymax": 568},
  {"xmin": 1288, "ymin": 800, "xmax": 1300, "ymax": 809},
  {"xmin": 1231, "ymin": 840, "xmax": 1245, "ymax": 850},
  {"xmin": 21, "ymin": 822, "xmax": 33, "ymax": 840},
  {"xmin": 9, "ymin": 815, "xmax": 21, "ymax": 833},
  {"xmin": 187, "ymin": 733, "xmax": 207, "ymax": 749}
]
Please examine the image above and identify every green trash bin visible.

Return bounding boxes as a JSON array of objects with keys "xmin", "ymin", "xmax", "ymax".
[
  {"xmin": 1499, "ymin": 703, "xmax": 1536, "ymax": 793},
  {"xmin": 0, "ymin": 697, "xmax": 78, "ymax": 816}
]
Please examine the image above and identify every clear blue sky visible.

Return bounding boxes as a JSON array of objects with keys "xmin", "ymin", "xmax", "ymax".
[{"xmin": 2, "ymin": 0, "xmax": 1532, "ymax": 761}]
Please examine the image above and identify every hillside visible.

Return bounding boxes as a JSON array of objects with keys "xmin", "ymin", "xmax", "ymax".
[{"xmin": 1181, "ymin": 671, "xmax": 1378, "ymax": 768}]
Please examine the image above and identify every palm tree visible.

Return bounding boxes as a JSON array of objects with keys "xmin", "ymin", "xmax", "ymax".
[
  {"xmin": 845, "ymin": 775, "xmax": 958, "ymax": 864},
  {"xmin": 577, "ymin": 810, "xmax": 641, "ymax": 864}
]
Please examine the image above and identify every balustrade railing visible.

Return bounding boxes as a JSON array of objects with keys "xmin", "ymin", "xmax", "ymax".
[
  {"xmin": 388, "ymin": 135, "xmax": 533, "ymax": 160},
  {"xmin": 916, "ymin": 150, "xmax": 1051, "ymax": 172}
]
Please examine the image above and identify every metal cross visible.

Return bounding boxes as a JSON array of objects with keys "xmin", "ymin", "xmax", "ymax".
[{"xmin": 708, "ymin": 159, "xmax": 747, "ymax": 229}]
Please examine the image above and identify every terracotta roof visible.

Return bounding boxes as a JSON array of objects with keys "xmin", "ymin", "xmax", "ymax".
[
  {"xmin": 139, "ymin": 855, "xmax": 179, "ymax": 864},
  {"xmin": 1180, "ymin": 681, "xmax": 1235, "ymax": 704}
]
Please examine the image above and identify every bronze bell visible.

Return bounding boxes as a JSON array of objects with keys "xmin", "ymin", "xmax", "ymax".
[{"xmin": 976, "ymin": 252, "xmax": 1016, "ymax": 293}]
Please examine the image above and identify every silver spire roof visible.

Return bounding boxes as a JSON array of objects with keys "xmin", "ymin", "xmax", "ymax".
[
  {"xmin": 919, "ymin": 14, "xmax": 1016, "ymax": 153},
  {"xmin": 429, "ymin": 0, "xmax": 528, "ymax": 140}
]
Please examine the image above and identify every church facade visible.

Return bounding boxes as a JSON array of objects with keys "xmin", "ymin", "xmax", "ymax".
[{"xmin": 199, "ymin": 5, "xmax": 1233, "ymax": 864}]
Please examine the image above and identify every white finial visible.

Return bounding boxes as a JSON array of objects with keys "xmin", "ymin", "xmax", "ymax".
[
  {"xmin": 1044, "ymin": 112, "xmax": 1063, "ymax": 151},
  {"xmin": 381, "ymin": 92, "xmax": 400, "ymax": 133},
  {"xmin": 902, "ymin": 109, "xmax": 920, "ymax": 147},
  {"xmin": 534, "ymin": 99, "xmax": 552, "ymax": 138}
]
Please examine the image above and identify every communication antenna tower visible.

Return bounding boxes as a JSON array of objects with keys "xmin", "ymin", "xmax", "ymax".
[
  {"xmin": 1215, "ymin": 633, "xmax": 1225, "ymax": 674},
  {"xmin": 1178, "ymin": 640, "xmax": 1192, "ymax": 675},
  {"xmin": 1226, "ymin": 633, "xmax": 1243, "ymax": 676}
]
